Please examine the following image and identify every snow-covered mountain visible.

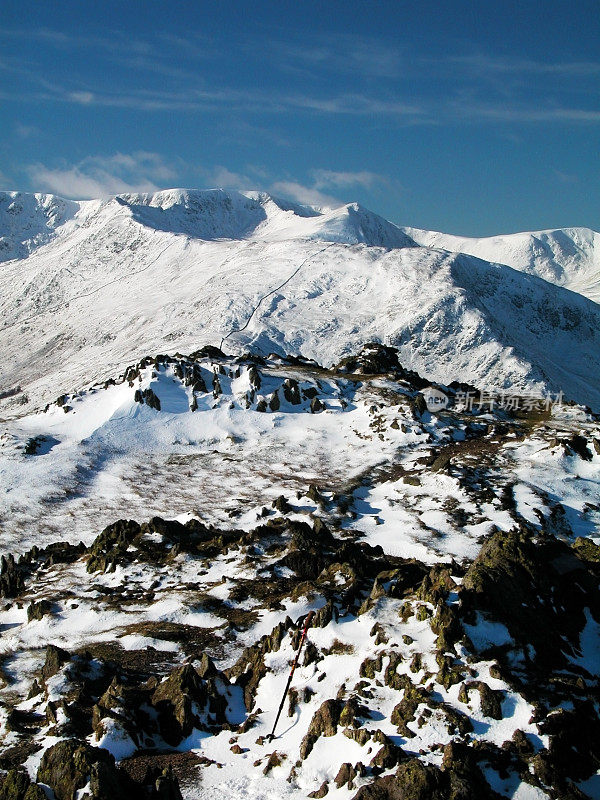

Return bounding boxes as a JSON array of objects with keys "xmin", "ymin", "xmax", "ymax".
[
  {"xmin": 404, "ymin": 225, "xmax": 600, "ymax": 303},
  {"xmin": 1, "ymin": 188, "xmax": 599, "ymax": 416},
  {"xmin": 1, "ymin": 188, "xmax": 600, "ymax": 800}
]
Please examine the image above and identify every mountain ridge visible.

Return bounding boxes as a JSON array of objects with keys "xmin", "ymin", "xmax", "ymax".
[{"xmin": 1, "ymin": 188, "xmax": 599, "ymax": 415}]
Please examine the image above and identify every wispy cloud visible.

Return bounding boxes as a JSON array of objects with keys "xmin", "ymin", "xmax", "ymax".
[
  {"xmin": 270, "ymin": 180, "xmax": 340, "ymax": 208},
  {"xmin": 553, "ymin": 169, "xmax": 579, "ymax": 185},
  {"xmin": 208, "ymin": 166, "xmax": 254, "ymax": 190},
  {"xmin": 3, "ymin": 25, "xmax": 599, "ymax": 129},
  {"xmin": 14, "ymin": 122, "xmax": 39, "ymax": 138},
  {"xmin": 312, "ymin": 169, "xmax": 389, "ymax": 191},
  {"xmin": 447, "ymin": 53, "xmax": 600, "ymax": 77},
  {"xmin": 27, "ymin": 152, "xmax": 179, "ymax": 199},
  {"xmin": 267, "ymin": 35, "xmax": 406, "ymax": 80}
]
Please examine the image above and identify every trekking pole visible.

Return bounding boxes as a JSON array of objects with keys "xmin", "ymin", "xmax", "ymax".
[{"xmin": 267, "ymin": 611, "xmax": 315, "ymax": 742}]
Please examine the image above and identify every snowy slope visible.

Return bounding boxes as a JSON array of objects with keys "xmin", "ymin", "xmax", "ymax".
[
  {"xmin": 1, "ymin": 189, "xmax": 599, "ymax": 417},
  {"xmin": 404, "ymin": 225, "xmax": 600, "ymax": 303},
  {"xmin": 0, "ymin": 191, "xmax": 79, "ymax": 262}
]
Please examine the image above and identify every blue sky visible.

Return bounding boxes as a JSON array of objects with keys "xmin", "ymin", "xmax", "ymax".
[{"xmin": 1, "ymin": 0, "xmax": 598, "ymax": 235}]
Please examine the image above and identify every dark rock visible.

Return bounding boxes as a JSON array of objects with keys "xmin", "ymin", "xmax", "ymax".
[
  {"xmin": 0, "ymin": 555, "xmax": 25, "ymax": 598},
  {"xmin": 41, "ymin": 644, "xmax": 70, "ymax": 680},
  {"xmin": 272, "ymin": 495, "xmax": 292, "ymax": 514},
  {"xmin": 283, "ymin": 379, "xmax": 301, "ymax": 405},
  {"xmin": 308, "ymin": 781, "xmax": 329, "ymax": 798},
  {"xmin": 86, "ymin": 520, "xmax": 141, "ymax": 573},
  {"xmin": 351, "ymin": 758, "xmax": 445, "ymax": 800},
  {"xmin": 410, "ymin": 394, "xmax": 428, "ymax": 419},
  {"xmin": 136, "ymin": 388, "xmax": 161, "ymax": 410},
  {"xmin": 189, "ymin": 345, "xmax": 226, "ymax": 361},
  {"xmin": 153, "ymin": 765, "xmax": 184, "ymax": 800},
  {"xmin": 247, "ymin": 366, "xmax": 261, "ymax": 390},
  {"xmin": 573, "ymin": 537, "xmax": 600, "ymax": 562},
  {"xmin": 27, "ymin": 599, "xmax": 52, "ymax": 623},
  {"xmin": 151, "ymin": 664, "xmax": 209, "ymax": 746},
  {"xmin": 310, "ymin": 397, "xmax": 324, "ymax": 414},
  {"xmin": 335, "ymin": 763, "xmax": 357, "ymax": 789},
  {"xmin": 37, "ymin": 740, "xmax": 127, "ymax": 800},
  {"xmin": 0, "ymin": 768, "xmax": 31, "ymax": 800},
  {"xmin": 300, "ymin": 699, "xmax": 343, "ymax": 759},
  {"xmin": 567, "ymin": 434, "xmax": 592, "ymax": 461},
  {"xmin": 336, "ymin": 343, "xmax": 400, "ymax": 375},
  {"xmin": 268, "ymin": 391, "xmax": 280, "ymax": 411}
]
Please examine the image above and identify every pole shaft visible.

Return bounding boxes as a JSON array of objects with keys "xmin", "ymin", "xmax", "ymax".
[{"xmin": 268, "ymin": 611, "xmax": 314, "ymax": 740}]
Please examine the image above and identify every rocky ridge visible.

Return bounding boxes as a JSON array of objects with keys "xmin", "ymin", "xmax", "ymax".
[{"xmin": 0, "ymin": 345, "xmax": 599, "ymax": 799}]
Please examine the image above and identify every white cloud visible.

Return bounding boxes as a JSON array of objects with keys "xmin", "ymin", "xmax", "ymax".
[
  {"xmin": 15, "ymin": 122, "xmax": 39, "ymax": 138},
  {"xmin": 209, "ymin": 166, "xmax": 253, "ymax": 190},
  {"xmin": 27, "ymin": 152, "xmax": 179, "ymax": 199},
  {"xmin": 312, "ymin": 169, "xmax": 387, "ymax": 190},
  {"xmin": 270, "ymin": 180, "xmax": 340, "ymax": 208},
  {"xmin": 68, "ymin": 90, "xmax": 95, "ymax": 105}
]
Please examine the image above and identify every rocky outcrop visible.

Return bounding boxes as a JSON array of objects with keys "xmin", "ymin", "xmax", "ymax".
[
  {"xmin": 0, "ymin": 555, "xmax": 25, "ymax": 598},
  {"xmin": 151, "ymin": 664, "xmax": 210, "ymax": 746},
  {"xmin": 86, "ymin": 520, "xmax": 141, "ymax": 573},
  {"xmin": 37, "ymin": 740, "xmax": 131, "ymax": 800},
  {"xmin": 299, "ymin": 699, "xmax": 342, "ymax": 759}
]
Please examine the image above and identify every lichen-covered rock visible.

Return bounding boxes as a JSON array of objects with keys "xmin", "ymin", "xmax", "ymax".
[
  {"xmin": 22, "ymin": 786, "xmax": 47, "ymax": 800},
  {"xmin": 391, "ymin": 684, "xmax": 429, "ymax": 737},
  {"xmin": 351, "ymin": 758, "xmax": 445, "ymax": 800},
  {"xmin": 573, "ymin": 536, "xmax": 600, "ymax": 562},
  {"xmin": 226, "ymin": 618, "xmax": 294, "ymax": 711},
  {"xmin": 0, "ymin": 769, "xmax": 31, "ymax": 800},
  {"xmin": 461, "ymin": 525, "xmax": 599, "ymax": 673},
  {"xmin": 475, "ymin": 682, "xmax": 503, "ymax": 720},
  {"xmin": 37, "ymin": 740, "xmax": 126, "ymax": 800}
]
